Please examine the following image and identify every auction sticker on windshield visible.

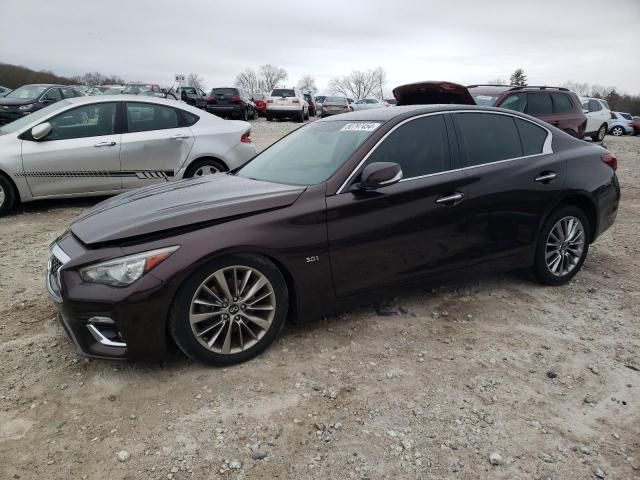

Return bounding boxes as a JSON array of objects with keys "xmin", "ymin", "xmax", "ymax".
[{"xmin": 340, "ymin": 122, "xmax": 381, "ymax": 132}]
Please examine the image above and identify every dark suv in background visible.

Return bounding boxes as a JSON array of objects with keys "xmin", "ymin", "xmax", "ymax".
[
  {"xmin": 206, "ymin": 87, "xmax": 257, "ymax": 120},
  {"xmin": 0, "ymin": 84, "xmax": 84, "ymax": 125},
  {"xmin": 180, "ymin": 86, "xmax": 207, "ymax": 109},
  {"xmin": 468, "ymin": 85, "xmax": 587, "ymax": 138}
]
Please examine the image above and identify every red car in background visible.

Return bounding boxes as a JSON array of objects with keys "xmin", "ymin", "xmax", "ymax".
[
  {"xmin": 633, "ymin": 116, "xmax": 640, "ymax": 135},
  {"xmin": 251, "ymin": 93, "xmax": 267, "ymax": 116},
  {"xmin": 303, "ymin": 93, "xmax": 316, "ymax": 116}
]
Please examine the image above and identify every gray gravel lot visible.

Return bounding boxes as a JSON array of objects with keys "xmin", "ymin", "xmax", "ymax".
[{"xmin": 0, "ymin": 120, "xmax": 638, "ymax": 479}]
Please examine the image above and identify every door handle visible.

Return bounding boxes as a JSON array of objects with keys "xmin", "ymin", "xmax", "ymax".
[
  {"xmin": 94, "ymin": 141, "xmax": 116, "ymax": 147},
  {"xmin": 171, "ymin": 134, "xmax": 189, "ymax": 140},
  {"xmin": 534, "ymin": 172, "xmax": 558, "ymax": 183},
  {"xmin": 435, "ymin": 192, "xmax": 464, "ymax": 205}
]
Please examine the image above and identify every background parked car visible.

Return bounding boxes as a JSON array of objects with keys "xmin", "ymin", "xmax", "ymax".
[
  {"xmin": 266, "ymin": 88, "xmax": 308, "ymax": 122},
  {"xmin": 347, "ymin": 97, "xmax": 356, "ymax": 111},
  {"xmin": 0, "ymin": 84, "xmax": 84, "ymax": 125},
  {"xmin": 315, "ymin": 95, "xmax": 326, "ymax": 112},
  {"xmin": 320, "ymin": 96, "xmax": 349, "ymax": 117},
  {"xmin": 352, "ymin": 98, "xmax": 388, "ymax": 111},
  {"xmin": 580, "ymin": 97, "xmax": 610, "ymax": 141},
  {"xmin": 251, "ymin": 93, "xmax": 268, "ymax": 117},
  {"xmin": 303, "ymin": 93, "xmax": 316, "ymax": 116},
  {"xmin": 206, "ymin": 87, "xmax": 257, "ymax": 121},
  {"xmin": 180, "ymin": 86, "xmax": 207, "ymax": 109},
  {"xmin": 609, "ymin": 111, "xmax": 634, "ymax": 136},
  {"xmin": 86, "ymin": 85, "xmax": 123, "ymax": 95},
  {"xmin": 0, "ymin": 95, "xmax": 256, "ymax": 215},
  {"xmin": 102, "ymin": 86, "xmax": 125, "ymax": 95},
  {"xmin": 633, "ymin": 116, "xmax": 640, "ymax": 135},
  {"xmin": 0, "ymin": 86, "xmax": 13, "ymax": 97},
  {"xmin": 123, "ymin": 83, "xmax": 165, "ymax": 98}
]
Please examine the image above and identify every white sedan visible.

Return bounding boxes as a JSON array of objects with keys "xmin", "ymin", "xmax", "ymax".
[
  {"xmin": 351, "ymin": 98, "xmax": 388, "ymax": 111},
  {"xmin": 0, "ymin": 95, "xmax": 256, "ymax": 215}
]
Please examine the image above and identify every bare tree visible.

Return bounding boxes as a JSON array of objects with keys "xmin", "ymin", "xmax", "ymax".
[
  {"xmin": 561, "ymin": 81, "xmax": 590, "ymax": 96},
  {"xmin": 187, "ymin": 73, "xmax": 204, "ymax": 90},
  {"xmin": 328, "ymin": 67, "xmax": 387, "ymax": 100},
  {"xmin": 235, "ymin": 68, "xmax": 261, "ymax": 92},
  {"xmin": 486, "ymin": 78, "xmax": 507, "ymax": 85},
  {"xmin": 259, "ymin": 64, "xmax": 288, "ymax": 92},
  {"xmin": 297, "ymin": 75, "xmax": 317, "ymax": 94}
]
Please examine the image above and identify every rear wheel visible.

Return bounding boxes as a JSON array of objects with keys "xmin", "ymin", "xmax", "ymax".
[
  {"xmin": 184, "ymin": 158, "xmax": 227, "ymax": 178},
  {"xmin": 591, "ymin": 123, "xmax": 607, "ymax": 142},
  {"xmin": 297, "ymin": 109, "xmax": 304, "ymax": 123},
  {"xmin": 266, "ymin": 113, "xmax": 273, "ymax": 122},
  {"xmin": 242, "ymin": 108, "xmax": 249, "ymax": 121},
  {"xmin": 0, "ymin": 174, "xmax": 18, "ymax": 217},
  {"xmin": 252, "ymin": 107, "xmax": 258, "ymax": 120},
  {"xmin": 610, "ymin": 126, "xmax": 624, "ymax": 136},
  {"xmin": 169, "ymin": 254, "xmax": 289, "ymax": 366},
  {"xmin": 532, "ymin": 206, "xmax": 589, "ymax": 286}
]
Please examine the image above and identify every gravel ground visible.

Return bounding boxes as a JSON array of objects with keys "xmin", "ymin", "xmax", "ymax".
[{"xmin": 0, "ymin": 121, "xmax": 638, "ymax": 480}]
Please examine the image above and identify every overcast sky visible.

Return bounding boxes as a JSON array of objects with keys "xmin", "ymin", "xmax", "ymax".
[{"xmin": 1, "ymin": 0, "xmax": 639, "ymax": 95}]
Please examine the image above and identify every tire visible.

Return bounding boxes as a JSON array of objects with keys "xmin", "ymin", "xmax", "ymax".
[
  {"xmin": 252, "ymin": 107, "xmax": 258, "ymax": 120},
  {"xmin": 610, "ymin": 126, "xmax": 624, "ymax": 136},
  {"xmin": 591, "ymin": 124, "xmax": 607, "ymax": 142},
  {"xmin": 304, "ymin": 109, "xmax": 309, "ymax": 121},
  {"xmin": 266, "ymin": 113, "xmax": 273, "ymax": 122},
  {"xmin": 242, "ymin": 108, "xmax": 249, "ymax": 122},
  {"xmin": 297, "ymin": 109, "xmax": 304, "ymax": 123},
  {"xmin": 169, "ymin": 254, "xmax": 289, "ymax": 366},
  {"xmin": 184, "ymin": 158, "xmax": 227, "ymax": 178},
  {"xmin": 532, "ymin": 206, "xmax": 590, "ymax": 286},
  {"xmin": 0, "ymin": 174, "xmax": 18, "ymax": 217}
]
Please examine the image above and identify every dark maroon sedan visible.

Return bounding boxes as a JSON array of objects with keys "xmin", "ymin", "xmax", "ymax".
[{"xmin": 48, "ymin": 105, "xmax": 620, "ymax": 366}]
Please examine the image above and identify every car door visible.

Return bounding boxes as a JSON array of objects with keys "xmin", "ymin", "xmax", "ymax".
[
  {"xmin": 326, "ymin": 114, "xmax": 481, "ymax": 297},
  {"xmin": 40, "ymin": 87, "xmax": 63, "ymax": 108},
  {"xmin": 119, "ymin": 101, "xmax": 195, "ymax": 189},
  {"xmin": 21, "ymin": 101, "xmax": 122, "ymax": 197},
  {"xmin": 450, "ymin": 111, "xmax": 566, "ymax": 261}
]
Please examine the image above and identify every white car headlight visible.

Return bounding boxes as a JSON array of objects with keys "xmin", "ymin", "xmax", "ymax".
[
  {"xmin": 19, "ymin": 104, "xmax": 35, "ymax": 110},
  {"xmin": 80, "ymin": 246, "xmax": 179, "ymax": 287}
]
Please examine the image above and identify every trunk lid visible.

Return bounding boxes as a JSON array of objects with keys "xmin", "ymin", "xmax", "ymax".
[{"xmin": 392, "ymin": 81, "xmax": 476, "ymax": 106}]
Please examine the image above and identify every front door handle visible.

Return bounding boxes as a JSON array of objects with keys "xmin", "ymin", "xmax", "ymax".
[
  {"xmin": 171, "ymin": 134, "xmax": 189, "ymax": 140},
  {"xmin": 435, "ymin": 192, "xmax": 464, "ymax": 205},
  {"xmin": 94, "ymin": 141, "xmax": 116, "ymax": 147},
  {"xmin": 534, "ymin": 172, "xmax": 558, "ymax": 183}
]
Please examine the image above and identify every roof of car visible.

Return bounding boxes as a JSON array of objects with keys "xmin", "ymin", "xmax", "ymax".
[
  {"xmin": 62, "ymin": 94, "xmax": 190, "ymax": 108},
  {"xmin": 22, "ymin": 84, "xmax": 63, "ymax": 87},
  {"xmin": 318, "ymin": 104, "xmax": 514, "ymax": 122}
]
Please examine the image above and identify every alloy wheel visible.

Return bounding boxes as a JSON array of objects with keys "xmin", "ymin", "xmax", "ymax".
[
  {"xmin": 189, "ymin": 266, "xmax": 276, "ymax": 354},
  {"xmin": 597, "ymin": 125, "xmax": 606, "ymax": 141},
  {"xmin": 611, "ymin": 126, "xmax": 623, "ymax": 136},
  {"xmin": 194, "ymin": 165, "xmax": 220, "ymax": 176},
  {"xmin": 545, "ymin": 216, "xmax": 585, "ymax": 277}
]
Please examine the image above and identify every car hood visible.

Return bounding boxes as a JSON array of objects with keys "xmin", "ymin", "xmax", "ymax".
[
  {"xmin": 393, "ymin": 81, "xmax": 475, "ymax": 106},
  {"xmin": 0, "ymin": 97, "xmax": 37, "ymax": 106},
  {"xmin": 70, "ymin": 174, "xmax": 306, "ymax": 245}
]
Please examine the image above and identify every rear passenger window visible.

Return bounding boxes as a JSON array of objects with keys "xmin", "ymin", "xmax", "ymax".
[
  {"xmin": 588, "ymin": 99, "xmax": 601, "ymax": 112},
  {"xmin": 365, "ymin": 115, "xmax": 450, "ymax": 178},
  {"xmin": 515, "ymin": 119, "xmax": 547, "ymax": 156},
  {"xmin": 126, "ymin": 103, "xmax": 179, "ymax": 133},
  {"xmin": 551, "ymin": 93, "xmax": 573, "ymax": 113},
  {"xmin": 181, "ymin": 110, "xmax": 200, "ymax": 126},
  {"xmin": 499, "ymin": 93, "xmax": 526, "ymax": 112},
  {"xmin": 526, "ymin": 93, "xmax": 552, "ymax": 115},
  {"xmin": 455, "ymin": 113, "xmax": 523, "ymax": 167}
]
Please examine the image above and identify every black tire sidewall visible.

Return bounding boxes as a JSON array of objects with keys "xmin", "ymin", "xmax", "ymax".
[
  {"xmin": 0, "ymin": 175, "xmax": 16, "ymax": 216},
  {"xmin": 533, "ymin": 206, "xmax": 590, "ymax": 286},
  {"xmin": 169, "ymin": 254, "xmax": 289, "ymax": 366}
]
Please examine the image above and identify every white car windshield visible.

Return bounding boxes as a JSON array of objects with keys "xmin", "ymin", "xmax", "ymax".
[
  {"xmin": 0, "ymin": 100, "xmax": 71, "ymax": 135},
  {"xmin": 7, "ymin": 85, "xmax": 48, "ymax": 99},
  {"xmin": 237, "ymin": 121, "xmax": 381, "ymax": 186}
]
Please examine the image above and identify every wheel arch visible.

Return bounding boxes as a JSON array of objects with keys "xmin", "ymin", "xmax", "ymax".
[
  {"xmin": 547, "ymin": 193, "xmax": 598, "ymax": 243},
  {"xmin": 183, "ymin": 156, "xmax": 229, "ymax": 177}
]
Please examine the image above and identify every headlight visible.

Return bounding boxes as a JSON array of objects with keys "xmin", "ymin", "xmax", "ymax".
[
  {"xmin": 80, "ymin": 246, "xmax": 179, "ymax": 287},
  {"xmin": 19, "ymin": 104, "xmax": 34, "ymax": 110}
]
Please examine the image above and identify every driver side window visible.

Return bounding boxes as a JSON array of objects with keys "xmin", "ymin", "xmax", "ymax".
[
  {"xmin": 43, "ymin": 88, "xmax": 62, "ymax": 102},
  {"xmin": 362, "ymin": 115, "xmax": 450, "ymax": 179},
  {"xmin": 46, "ymin": 103, "xmax": 117, "ymax": 141}
]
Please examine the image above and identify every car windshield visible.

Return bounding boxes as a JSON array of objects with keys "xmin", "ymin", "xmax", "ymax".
[
  {"xmin": 124, "ymin": 85, "xmax": 152, "ymax": 93},
  {"xmin": 325, "ymin": 96, "xmax": 346, "ymax": 103},
  {"xmin": 252, "ymin": 93, "xmax": 265, "ymax": 100},
  {"xmin": 7, "ymin": 85, "xmax": 48, "ymax": 99},
  {"xmin": 0, "ymin": 100, "xmax": 72, "ymax": 135},
  {"xmin": 470, "ymin": 94, "xmax": 500, "ymax": 106},
  {"xmin": 103, "ymin": 88, "xmax": 122, "ymax": 94},
  {"xmin": 272, "ymin": 89, "xmax": 295, "ymax": 98},
  {"xmin": 237, "ymin": 120, "xmax": 381, "ymax": 186}
]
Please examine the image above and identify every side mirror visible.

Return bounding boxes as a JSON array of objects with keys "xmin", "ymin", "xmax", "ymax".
[
  {"xmin": 357, "ymin": 162, "xmax": 403, "ymax": 190},
  {"xmin": 31, "ymin": 122, "xmax": 52, "ymax": 141},
  {"xmin": 583, "ymin": 109, "xmax": 589, "ymax": 114}
]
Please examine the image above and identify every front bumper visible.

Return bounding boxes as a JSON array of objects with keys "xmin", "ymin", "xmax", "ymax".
[
  {"xmin": 47, "ymin": 235, "xmax": 173, "ymax": 362},
  {"xmin": 0, "ymin": 110, "xmax": 27, "ymax": 125}
]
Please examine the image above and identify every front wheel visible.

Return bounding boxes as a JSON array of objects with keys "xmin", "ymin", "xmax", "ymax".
[
  {"xmin": 0, "ymin": 174, "xmax": 18, "ymax": 217},
  {"xmin": 169, "ymin": 255, "xmax": 289, "ymax": 366},
  {"xmin": 610, "ymin": 126, "xmax": 624, "ymax": 136},
  {"xmin": 184, "ymin": 159, "xmax": 227, "ymax": 178},
  {"xmin": 532, "ymin": 206, "xmax": 589, "ymax": 286}
]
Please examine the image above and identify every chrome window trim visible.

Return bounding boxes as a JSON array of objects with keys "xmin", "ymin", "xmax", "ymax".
[{"xmin": 335, "ymin": 109, "xmax": 553, "ymax": 194}]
